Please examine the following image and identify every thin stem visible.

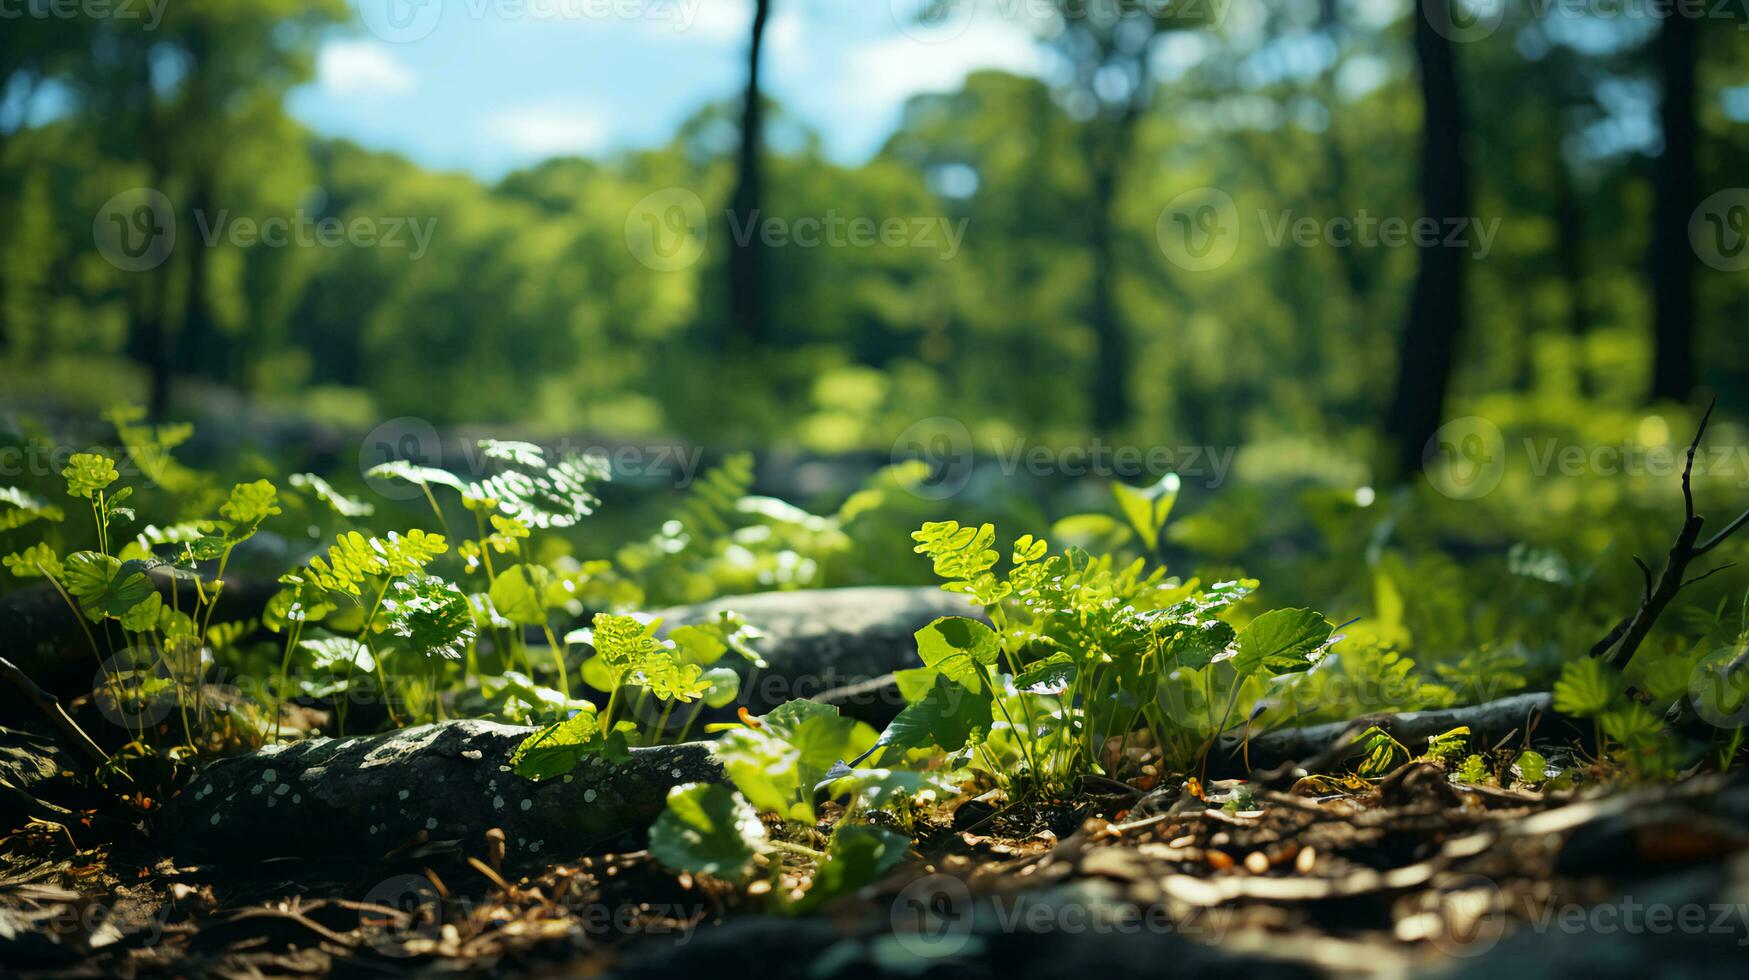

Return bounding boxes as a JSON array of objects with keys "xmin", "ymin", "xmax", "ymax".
[
  {"xmin": 541, "ymin": 624, "xmax": 569, "ymax": 698},
  {"xmin": 766, "ymin": 839, "xmax": 826, "ymax": 861},
  {"xmin": 271, "ymin": 620, "xmax": 303, "ymax": 744}
]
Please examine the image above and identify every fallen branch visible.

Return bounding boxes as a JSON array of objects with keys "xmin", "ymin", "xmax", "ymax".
[{"xmin": 1211, "ymin": 692, "xmax": 1563, "ymax": 782}]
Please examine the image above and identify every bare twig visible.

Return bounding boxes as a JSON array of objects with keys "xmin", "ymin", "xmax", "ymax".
[
  {"xmin": 1593, "ymin": 397, "xmax": 1749, "ymax": 672},
  {"xmin": 0, "ymin": 655, "xmax": 110, "ymax": 768}
]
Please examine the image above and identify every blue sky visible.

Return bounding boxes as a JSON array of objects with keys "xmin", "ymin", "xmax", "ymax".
[{"xmin": 287, "ymin": 0, "xmax": 1049, "ymax": 181}]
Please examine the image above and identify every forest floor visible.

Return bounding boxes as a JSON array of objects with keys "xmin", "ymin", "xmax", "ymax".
[{"xmin": 6, "ymin": 759, "xmax": 1749, "ymax": 979}]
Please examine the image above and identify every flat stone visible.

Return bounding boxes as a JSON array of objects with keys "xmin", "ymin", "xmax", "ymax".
[
  {"xmin": 652, "ymin": 586, "xmax": 979, "ymax": 723},
  {"xmin": 158, "ymin": 720, "xmax": 720, "ymax": 862}
]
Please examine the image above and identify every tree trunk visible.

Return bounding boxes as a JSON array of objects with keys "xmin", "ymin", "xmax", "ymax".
[
  {"xmin": 726, "ymin": 0, "xmax": 771, "ymax": 351},
  {"xmin": 178, "ymin": 176, "xmax": 228, "ymax": 383},
  {"xmin": 1385, "ymin": 4, "xmax": 1469, "ymax": 480},
  {"xmin": 1649, "ymin": 10, "xmax": 1696, "ymax": 404},
  {"xmin": 1088, "ymin": 135, "xmax": 1130, "ymax": 433},
  {"xmin": 1553, "ymin": 157, "xmax": 1591, "ymax": 397}
]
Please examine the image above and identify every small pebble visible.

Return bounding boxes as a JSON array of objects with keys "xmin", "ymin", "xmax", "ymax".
[
  {"xmin": 1244, "ymin": 851, "xmax": 1269, "ymax": 875},
  {"xmin": 1296, "ymin": 846, "xmax": 1317, "ymax": 874},
  {"xmin": 1206, "ymin": 850, "xmax": 1234, "ymax": 871}
]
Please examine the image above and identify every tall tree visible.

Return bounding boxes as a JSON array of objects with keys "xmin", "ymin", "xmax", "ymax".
[
  {"xmin": 726, "ymin": 0, "xmax": 771, "ymax": 351},
  {"xmin": 0, "ymin": 15, "xmax": 84, "ymax": 354},
  {"xmin": 1033, "ymin": 3, "xmax": 1204, "ymax": 432},
  {"xmin": 1385, "ymin": 0, "xmax": 1471, "ymax": 479},
  {"xmin": 1648, "ymin": 10, "xmax": 1697, "ymax": 403}
]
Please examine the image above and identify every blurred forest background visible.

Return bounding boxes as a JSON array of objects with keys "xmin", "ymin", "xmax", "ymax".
[{"xmin": 1, "ymin": 0, "xmax": 1746, "ymax": 479}]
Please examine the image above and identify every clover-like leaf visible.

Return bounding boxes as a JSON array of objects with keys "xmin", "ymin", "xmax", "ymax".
[
  {"xmin": 62, "ymin": 552, "xmax": 154, "ymax": 622},
  {"xmin": 649, "ymin": 783, "xmax": 765, "ymax": 882},
  {"xmin": 63, "ymin": 453, "xmax": 119, "ymax": 499},
  {"xmin": 4, "ymin": 542, "xmax": 64, "ymax": 580},
  {"xmin": 219, "ymin": 479, "xmax": 281, "ymax": 526}
]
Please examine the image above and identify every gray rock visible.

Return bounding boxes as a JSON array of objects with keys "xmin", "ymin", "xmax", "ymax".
[
  {"xmin": 652, "ymin": 586, "xmax": 979, "ymax": 723},
  {"xmin": 159, "ymin": 720, "xmax": 720, "ymax": 862}
]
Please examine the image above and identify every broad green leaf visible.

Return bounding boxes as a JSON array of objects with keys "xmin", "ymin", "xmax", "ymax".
[
  {"xmin": 648, "ymin": 783, "xmax": 765, "ymax": 882},
  {"xmin": 914, "ymin": 616, "xmax": 998, "ymax": 688},
  {"xmin": 510, "ymin": 709, "xmax": 626, "ymax": 780},
  {"xmin": 1161, "ymin": 620, "xmax": 1237, "ymax": 670},
  {"xmin": 488, "ymin": 564, "xmax": 554, "ymax": 626},
  {"xmin": 893, "ymin": 667, "xmax": 940, "ymax": 704},
  {"xmin": 299, "ymin": 636, "xmax": 376, "ymax": 674},
  {"xmin": 1112, "ymin": 472, "xmax": 1180, "ymax": 549},
  {"xmin": 1014, "ymin": 654, "xmax": 1075, "ymax": 695},
  {"xmin": 1048, "ymin": 513, "xmax": 1132, "ymax": 554},
  {"xmin": 119, "ymin": 591, "xmax": 162, "ymax": 632},
  {"xmin": 715, "ymin": 727, "xmax": 804, "ymax": 819},
  {"xmin": 873, "ymin": 673, "xmax": 992, "ymax": 762},
  {"xmin": 702, "ymin": 667, "xmax": 741, "ymax": 708},
  {"xmin": 1232, "ymin": 608, "xmax": 1332, "ymax": 676}
]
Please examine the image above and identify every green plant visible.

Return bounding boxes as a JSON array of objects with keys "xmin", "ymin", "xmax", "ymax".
[{"xmin": 853, "ymin": 519, "xmax": 1334, "ymax": 795}]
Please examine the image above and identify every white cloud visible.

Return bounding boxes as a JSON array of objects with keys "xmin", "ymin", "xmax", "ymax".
[
  {"xmin": 841, "ymin": 19, "xmax": 1040, "ymax": 114},
  {"xmin": 679, "ymin": 0, "xmax": 752, "ymax": 41},
  {"xmin": 488, "ymin": 104, "xmax": 606, "ymax": 157},
  {"xmin": 317, "ymin": 41, "xmax": 417, "ymax": 98}
]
